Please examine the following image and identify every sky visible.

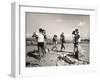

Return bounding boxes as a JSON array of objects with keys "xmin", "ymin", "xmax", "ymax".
[{"xmin": 25, "ymin": 12, "xmax": 90, "ymax": 40}]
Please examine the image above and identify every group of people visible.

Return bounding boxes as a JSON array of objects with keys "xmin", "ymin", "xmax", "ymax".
[
  {"xmin": 32, "ymin": 28, "xmax": 81, "ymax": 60},
  {"xmin": 52, "ymin": 32, "xmax": 65, "ymax": 51}
]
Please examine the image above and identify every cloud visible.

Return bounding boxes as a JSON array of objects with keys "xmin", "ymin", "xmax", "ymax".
[
  {"xmin": 78, "ymin": 22, "xmax": 85, "ymax": 26},
  {"xmin": 56, "ymin": 19, "xmax": 63, "ymax": 23}
]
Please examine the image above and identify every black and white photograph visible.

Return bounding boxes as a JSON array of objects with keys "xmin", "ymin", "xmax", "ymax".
[{"xmin": 25, "ymin": 12, "xmax": 90, "ymax": 67}]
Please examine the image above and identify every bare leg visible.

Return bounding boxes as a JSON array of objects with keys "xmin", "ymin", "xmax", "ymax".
[
  {"xmin": 61, "ymin": 43, "xmax": 65, "ymax": 51},
  {"xmin": 74, "ymin": 46, "xmax": 79, "ymax": 60}
]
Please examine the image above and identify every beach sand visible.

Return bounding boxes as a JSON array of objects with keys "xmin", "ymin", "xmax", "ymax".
[{"xmin": 26, "ymin": 43, "xmax": 90, "ymax": 67}]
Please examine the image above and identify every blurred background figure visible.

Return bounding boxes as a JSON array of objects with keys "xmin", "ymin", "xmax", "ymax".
[
  {"xmin": 52, "ymin": 35, "xmax": 58, "ymax": 51},
  {"xmin": 42, "ymin": 29, "xmax": 50, "ymax": 54},
  {"xmin": 60, "ymin": 32, "xmax": 65, "ymax": 51}
]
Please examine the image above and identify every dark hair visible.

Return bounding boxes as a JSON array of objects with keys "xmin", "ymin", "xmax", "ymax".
[
  {"xmin": 54, "ymin": 35, "xmax": 57, "ymax": 37},
  {"xmin": 75, "ymin": 29, "xmax": 78, "ymax": 32},
  {"xmin": 72, "ymin": 31, "xmax": 75, "ymax": 34},
  {"xmin": 39, "ymin": 28, "xmax": 43, "ymax": 32}
]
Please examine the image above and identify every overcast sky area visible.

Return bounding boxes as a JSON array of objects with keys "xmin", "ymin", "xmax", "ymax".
[{"xmin": 26, "ymin": 12, "xmax": 90, "ymax": 40}]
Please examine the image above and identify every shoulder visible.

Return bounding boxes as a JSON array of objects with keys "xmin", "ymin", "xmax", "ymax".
[{"xmin": 35, "ymin": 32, "xmax": 39, "ymax": 35}]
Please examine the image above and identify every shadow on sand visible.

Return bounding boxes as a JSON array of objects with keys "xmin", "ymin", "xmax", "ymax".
[
  {"xmin": 26, "ymin": 50, "xmax": 40, "ymax": 60},
  {"xmin": 26, "ymin": 62, "xmax": 40, "ymax": 67},
  {"xmin": 54, "ymin": 50, "xmax": 68, "ymax": 53}
]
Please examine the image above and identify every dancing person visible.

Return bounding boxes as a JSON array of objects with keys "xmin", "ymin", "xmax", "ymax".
[
  {"xmin": 52, "ymin": 35, "xmax": 58, "ymax": 51},
  {"xmin": 72, "ymin": 29, "xmax": 80, "ymax": 60},
  {"xmin": 72, "ymin": 30, "xmax": 76, "ymax": 54},
  {"xmin": 35, "ymin": 28, "xmax": 45, "ymax": 59},
  {"xmin": 42, "ymin": 29, "xmax": 49, "ymax": 54},
  {"xmin": 60, "ymin": 32, "xmax": 65, "ymax": 51}
]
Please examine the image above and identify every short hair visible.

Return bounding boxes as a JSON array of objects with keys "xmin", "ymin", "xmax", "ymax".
[
  {"xmin": 72, "ymin": 30, "xmax": 75, "ymax": 34},
  {"xmin": 54, "ymin": 35, "xmax": 57, "ymax": 37},
  {"xmin": 75, "ymin": 29, "xmax": 78, "ymax": 32},
  {"xmin": 39, "ymin": 28, "xmax": 43, "ymax": 32}
]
